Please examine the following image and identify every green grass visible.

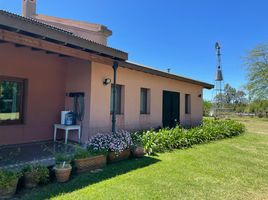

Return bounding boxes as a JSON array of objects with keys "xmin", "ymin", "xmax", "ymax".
[
  {"xmin": 0, "ymin": 112, "xmax": 19, "ymax": 120},
  {"xmin": 18, "ymin": 119, "xmax": 268, "ymax": 200},
  {"xmin": 231, "ymin": 117, "xmax": 268, "ymax": 135}
]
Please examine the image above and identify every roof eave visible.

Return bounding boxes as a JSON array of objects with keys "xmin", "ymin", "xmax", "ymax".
[
  {"xmin": 0, "ymin": 10, "xmax": 128, "ymax": 60},
  {"xmin": 120, "ymin": 61, "xmax": 214, "ymax": 89}
]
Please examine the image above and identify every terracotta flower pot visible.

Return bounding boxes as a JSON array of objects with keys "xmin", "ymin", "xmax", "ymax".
[
  {"xmin": 24, "ymin": 171, "xmax": 39, "ymax": 188},
  {"xmin": 54, "ymin": 165, "xmax": 72, "ymax": 183},
  {"xmin": 74, "ymin": 155, "xmax": 107, "ymax": 173},
  {"xmin": 108, "ymin": 149, "xmax": 131, "ymax": 163},
  {"xmin": 132, "ymin": 146, "xmax": 146, "ymax": 158},
  {"xmin": 0, "ymin": 178, "xmax": 18, "ymax": 200}
]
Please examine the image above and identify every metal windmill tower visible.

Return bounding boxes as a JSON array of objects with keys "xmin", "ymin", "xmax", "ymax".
[{"xmin": 212, "ymin": 42, "xmax": 225, "ymax": 117}]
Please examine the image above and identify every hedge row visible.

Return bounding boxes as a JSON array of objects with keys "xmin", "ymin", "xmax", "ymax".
[{"xmin": 141, "ymin": 119, "xmax": 245, "ymax": 154}]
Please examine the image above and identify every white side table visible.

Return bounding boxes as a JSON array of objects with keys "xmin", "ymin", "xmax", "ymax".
[{"xmin": 54, "ymin": 124, "xmax": 81, "ymax": 144}]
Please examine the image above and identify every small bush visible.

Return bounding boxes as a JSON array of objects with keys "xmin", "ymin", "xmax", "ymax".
[
  {"xmin": 38, "ymin": 166, "xmax": 50, "ymax": 184},
  {"xmin": 131, "ymin": 132, "xmax": 145, "ymax": 148},
  {"xmin": 109, "ymin": 130, "xmax": 133, "ymax": 153},
  {"xmin": 142, "ymin": 119, "xmax": 245, "ymax": 154},
  {"xmin": 87, "ymin": 130, "xmax": 133, "ymax": 153},
  {"xmin": 87, "ymin": 133, "xmax": 110, "ymax": 153},
  {"xmin": 23, "ymin": 165, "xmax": 50, "ymax": 184},
  {"xmin": 0, "ymin": 170, "xmax": 21, "ymax": 189},
  {"xmin": 54, "ymin": 153, "xmax": 73, "ymax": 165},
  {"xmin": 74, "ymin": 147, "xmax": 92, "ymax": 160}
]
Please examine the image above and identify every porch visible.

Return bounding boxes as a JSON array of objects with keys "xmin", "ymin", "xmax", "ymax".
[
  {"xmin": 0, "ymin": 141, "xmax": 77, "ymax": 170},
  {"xmin": 0, "ymin": 40, "xmax": 92, "ymax": 145}
]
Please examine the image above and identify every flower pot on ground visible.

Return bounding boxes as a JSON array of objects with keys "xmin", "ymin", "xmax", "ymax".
[
  {"xmin": 75, "ymin": 155, "xmax": 107, "ymax": 173},
  {"xmin": 23, "ymin": 165, "xmax": 49, "ymax": 188},
  {"xmin": 108, "ymin": 130, "xmax": 133, "ymax": 163},
  {"xmin": 87, "ymin": 130, "xmax": 133, "ymax": 163},
  {"xmin": 0, "ymin": 170, "xmax": 20, "ymax": 199},
  {"xmin": 131, "ymin": 146, "xmax": 146, "ymax": 158},
  {"xmin": 54, "ymin": 153, "xmax": 73, "ymax": 183},
  {"xmin": 54, "ymin": 164, "xmax": 72, "ymax": 183},
  {"xmin": 74, "ymin": 148, "xmax": 107, "ymax": 173},
  {"xmin": 108, "ymin": 149, "xmax": 131, "ymax": 163},
  {"xmin": 131, "ymin": 132, "xmax": 146, "ymax": 158}
]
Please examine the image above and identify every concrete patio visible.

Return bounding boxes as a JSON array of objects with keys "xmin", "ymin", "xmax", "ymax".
[{"xmin": 0, "ymin": 141, "xmax": 77, "ymax": 170}]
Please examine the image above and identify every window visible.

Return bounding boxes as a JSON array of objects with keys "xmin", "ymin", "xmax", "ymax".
[
  {"xmin": 110, "ymin": 84, "xmax": 123, "ymax": 114},
  {"xmin": 140, "ymin": 88, "xmax": 150, "ymax": 114},
  {"xmin": 0, "ymin": 77, "xmax": 25, "ymax": 125},
  {"xmin": 185, "ymin": 94, "xmax": 191, "ymax": 114}
]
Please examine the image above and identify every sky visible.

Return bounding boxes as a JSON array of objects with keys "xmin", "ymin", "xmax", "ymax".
[{"xmin": 1, "ymin": 0, "xmax": 267, "ymax": 100}]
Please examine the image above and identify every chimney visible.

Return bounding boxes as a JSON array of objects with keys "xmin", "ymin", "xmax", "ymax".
[{"xmin": 22, "ymin": 0, "xmax": 36, "ymax": 18}]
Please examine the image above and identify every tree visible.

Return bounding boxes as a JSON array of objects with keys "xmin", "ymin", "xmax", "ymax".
[
  {"xmin": 223, "ymin": 84, "xmax": 236, "ymax": 104},
  {"xmin": 244, "ymin": 44, "xmax": 268, "ymax": 100},
  {"xmin": 246, "ymin": 100, "xmax": 268, "ymax": 116},
  {"xmin": 234, "ymin": 90, "xmax": 247, "ymax": 105},
  {"xmin": 213, "ymin": 83, "xmax": 247, "ymax": 112}
]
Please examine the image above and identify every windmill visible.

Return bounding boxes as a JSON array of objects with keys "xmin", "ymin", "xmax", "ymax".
[{"xmin": 211, "ymin": 42, "xmax": 225, "ymax": 118}]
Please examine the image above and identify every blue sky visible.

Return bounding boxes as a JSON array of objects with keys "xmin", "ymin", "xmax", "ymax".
[{"xmin": 1, "ymin": 0, "xmax": 267, "ymax": 99}]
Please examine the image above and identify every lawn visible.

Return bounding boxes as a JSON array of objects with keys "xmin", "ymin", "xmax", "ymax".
[
  {"xmin": 0, "ymin": 112, "xmax": 19, "ymax": 120},
  {"xmin": 19, "ymin": 118, "xmax": 268, "ymax": 200},
  {"xmin": 232, "ymin": 117, "xmax": 268, "ymax": 135}
]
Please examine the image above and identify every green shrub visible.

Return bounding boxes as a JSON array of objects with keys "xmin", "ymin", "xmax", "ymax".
[
  {"xmin": 0, "ymin": 170, "xmax": 21, "ymax": 189},
  {"xmin": 74, "ymin": 148, "xmax": 91, "ymax": 160},
  {"xmin": 131, "ymin": 132, "xmax": 144, "ymax": 148},
  {"xmin": 23, "ymin": 165, "xmax": 49, "ymax": 184},
  {"xmin": 38, "ymin": 166, "xmax": 50, "ymax": 184},
  {"xmin": 54, "ymin": 153, "xmax": 73, "ymax": 165},
  {"xmin": 142, "ymin": 119, "xmax": 245, "ymax": 154}
]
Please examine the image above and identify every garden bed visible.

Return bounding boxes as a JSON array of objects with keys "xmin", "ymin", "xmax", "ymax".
[
  {"xmin": 0, "ymin": 119, "xmax": 245, "ymax": 199},
  {"xmin": 140, "ymin": 119, "xmax": 245, "ymax": 154}
]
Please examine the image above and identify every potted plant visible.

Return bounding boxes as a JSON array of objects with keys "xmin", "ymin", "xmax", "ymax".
[
  {"xmin": 0, "ymin": 170, "xmax": 21, "ymax": 199},
  {"xmin": 53, "ymin": 153, "xmax": 73, "ymax": 183},
  {"xmin": 107, "ymin": 130, "xmax": 133, "ymax": 163},
  {"xmin": 131, "ymin": 132, "xmax": 146, "ymax": 158},
  {"xmin": 22, "ymin": 165, "xmax": 49, "ymax": 188},
  {"xmin": 73, "ymin": 147, "xmax": 107, "ymax": 173}
]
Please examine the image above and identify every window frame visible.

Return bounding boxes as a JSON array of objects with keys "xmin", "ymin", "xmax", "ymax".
[
  {"xmin": 0, "ymin": 76, "xmax": 25, "ymax": 125},
  {"xmin": 140, "ymin": 88, "xmax": 150, "ymax": 115},
  {"xmin": 110, "ymin": 84, "xmax": 123, "ymax": 115},
  {"xmin": 185, "ymin": 94, "xmax": 191, "ymax": 114}
]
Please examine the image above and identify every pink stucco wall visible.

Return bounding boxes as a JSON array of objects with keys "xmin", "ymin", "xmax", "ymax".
[
  {"xmin": 0, "ymin": 43, "xmax": 204, "ymax": 145},
  {"xmin": 0, "ymin": 43, "xmax": 66, "ymax": 145},
  {"xmin": 0, "ymin": 43, "xmax": 91, "ymax": 145},
  {"xmin": 88, "ymin": 62, "xmax": 203, "ymax": 138},
  {"xmin": 64, "ymin": 58, "xmax": 91, "ymax": 142}
]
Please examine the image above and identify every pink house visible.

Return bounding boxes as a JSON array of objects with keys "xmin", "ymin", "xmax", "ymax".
[{"xmin": 0, "ymin": 0, "xmax": 213, "ymax": 146}]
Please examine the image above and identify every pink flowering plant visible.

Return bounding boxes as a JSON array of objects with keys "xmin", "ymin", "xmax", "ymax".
[
  {"xmin": 87, "ymin": 133, "xmax": 110, "ymax": 155},
  {"xmin": 109, "ymin": 130, "xmax": 133, "ymax": 153},
  {"xmin": 87, "ymin": 130, "xmax": 134, "ymax": 154}
]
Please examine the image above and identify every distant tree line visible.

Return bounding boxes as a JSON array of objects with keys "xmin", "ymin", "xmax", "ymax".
[{"xmin": 203, "ymin": 85, "xmax": 268, "ymax": 117}]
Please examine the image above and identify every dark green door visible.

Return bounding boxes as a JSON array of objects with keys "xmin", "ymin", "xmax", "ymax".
[{"xmin": 162, "ymin": 91, "xmax": 180, "ymax": 128}]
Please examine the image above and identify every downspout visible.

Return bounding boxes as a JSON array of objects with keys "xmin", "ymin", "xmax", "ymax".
[{"xmin": 112, "ymin": 61, "xmax": 119, "ymax": 134}]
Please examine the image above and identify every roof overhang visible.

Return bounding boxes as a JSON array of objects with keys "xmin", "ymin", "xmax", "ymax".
[
  {"xmin": 120, "ymin": 61, "xmax": 214, "ymax": 89},
  {"xmin": 0, "ymin": 10, "xmax": 128, "ymax": 61}
]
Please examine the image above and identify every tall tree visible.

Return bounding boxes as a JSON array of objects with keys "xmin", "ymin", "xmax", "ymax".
[
  {"xmin": 233, "ymin": 90, "xmax": 247, "ymax": 104},
  {"xmin": 224, "ymin": 84, "xmax": 236, "ymax": 104},
  {"xmin": 244, "ymin": 44, "xmax": 268, "ymax": 100}
]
